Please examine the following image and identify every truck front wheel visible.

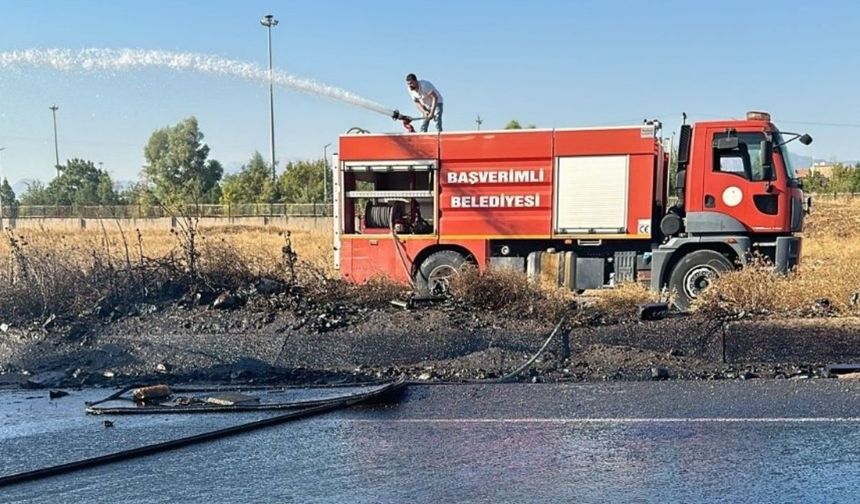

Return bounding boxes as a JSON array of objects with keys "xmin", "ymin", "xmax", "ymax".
[
  {"xmin": 668, "ymin": 250, "xmax": 734, "ymax": 311},
  {"xmin": 416, "ymin": 250, "xmax": 468, "ymax": 296}
]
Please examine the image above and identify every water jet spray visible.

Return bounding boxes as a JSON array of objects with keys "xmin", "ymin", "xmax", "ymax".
[{"xmin": 0, "ymin": 48, "xmax": 398, "ymax": 118}]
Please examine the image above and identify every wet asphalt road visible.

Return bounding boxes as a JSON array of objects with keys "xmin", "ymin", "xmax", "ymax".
[{"xmin": 3, "ymin": 381, "xmax": 860, "ymax": 503}]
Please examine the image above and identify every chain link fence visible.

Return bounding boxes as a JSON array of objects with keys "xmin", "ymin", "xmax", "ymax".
[
  {"xmin": 0, "ymin": 193, "xmax": 855, "ymax": 220},
  {"xmin": 0, "ymin": 203, "xmax": 334, "ymax": 219}
]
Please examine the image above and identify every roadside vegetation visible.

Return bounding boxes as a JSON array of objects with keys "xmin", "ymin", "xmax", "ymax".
[{"xmin": 0, "ymin": 198, "xmax": 858, "ymax": 327}]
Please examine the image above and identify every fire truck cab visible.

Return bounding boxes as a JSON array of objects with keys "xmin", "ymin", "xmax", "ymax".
[{"xmin": 331, "ymin": 111, "xmax": 810, "ymax": 310}]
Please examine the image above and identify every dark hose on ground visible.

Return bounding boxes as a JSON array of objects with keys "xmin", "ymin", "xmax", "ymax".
[
  {"xmin": 0, "ymin": 380, "xmax": 404, "ymax": 489},
  {"xmin": 496, "ymin": 317, "xmax": 567, "ymax": 383}
]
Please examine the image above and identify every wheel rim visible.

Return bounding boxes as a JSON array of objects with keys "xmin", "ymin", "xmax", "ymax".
[
  {"xmin": 683, "ymin": 265, "xmax": 719, "ymax": 300},
  {"xmin": 427, "ymin": 264, "xmax": 457, "ymax": 294}
]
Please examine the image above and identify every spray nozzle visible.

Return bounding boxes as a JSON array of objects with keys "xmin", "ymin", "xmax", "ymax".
[{"xmin": 391, "ymin": 109, "xmax": 416, "ymax": 132}]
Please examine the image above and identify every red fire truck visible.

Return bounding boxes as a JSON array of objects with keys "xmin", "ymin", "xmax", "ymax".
[{"xmin": 331, "ymin": 111, "xmax": 811, "ymax": 310}]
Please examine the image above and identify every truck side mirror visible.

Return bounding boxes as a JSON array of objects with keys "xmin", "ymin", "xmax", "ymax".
[
  {"xmin": 714, "ymin": 137, "xmax": 739, "ymax": 150},
  {"xmin": 760, "ymin": 140, "xmax": 774, "ymax": 180}
]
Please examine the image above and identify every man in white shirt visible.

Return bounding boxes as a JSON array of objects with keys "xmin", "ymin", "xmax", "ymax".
[{"xmin": 406, "ymin": 73, "xmax": 443, "ymax": 132}]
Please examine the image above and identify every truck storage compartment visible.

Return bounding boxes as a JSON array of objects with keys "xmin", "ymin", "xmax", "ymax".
[
  {"xmin": 340, "ymin": 160, "xmax": 437, "ymax": 235},
  {"xmin": 554, "ymin": 155, "xmax": 629, "ymax": 234}
]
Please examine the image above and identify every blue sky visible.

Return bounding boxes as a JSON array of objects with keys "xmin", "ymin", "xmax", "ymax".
[{"xmin": 0, "ymin": 0, "xmax": 857, "ymax": 186}]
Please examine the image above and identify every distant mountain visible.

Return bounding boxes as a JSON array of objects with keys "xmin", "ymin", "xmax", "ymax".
[{"xmin": 790, "ymin": 153, "xmax": 813, "ymax": 170}]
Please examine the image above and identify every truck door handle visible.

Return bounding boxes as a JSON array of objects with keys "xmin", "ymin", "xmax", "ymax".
[{"xmin": 704, "ymin": 195, "xmax": 716, "ymax": 208}]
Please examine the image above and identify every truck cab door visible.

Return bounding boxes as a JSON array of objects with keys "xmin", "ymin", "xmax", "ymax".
[{"xmin": 702, "ymin": 130, "xmax": 786, "ymax": 233}]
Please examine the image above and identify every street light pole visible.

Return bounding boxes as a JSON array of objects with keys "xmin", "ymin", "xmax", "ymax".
[
  {"xmin": 323, "ymin": 143, "xmax": 331, "ymax": 203},
  {"xmin": 49, "ymin": 105, "xmax": 60, "ymax": 176},
  {"xmin": 260, "ymin": 14, "xmax": 279, "ymax": 182},
  {"xmin": 0, "ymin": 147, "xmax": 5, "ymax": 229}
]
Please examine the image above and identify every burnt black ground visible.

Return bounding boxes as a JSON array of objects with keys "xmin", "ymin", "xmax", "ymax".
[{"xmin": 2, "ymin": 292, "xmax": 860, "ymax": 389}]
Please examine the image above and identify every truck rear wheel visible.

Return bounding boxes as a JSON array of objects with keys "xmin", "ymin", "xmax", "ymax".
[
  {"xmin": 416, "ymin": 250, "xmax": 468, "ymax": 296},
  {"xmin": 668, "ymin": 250, "xmax": 734, "ymax": 312}
]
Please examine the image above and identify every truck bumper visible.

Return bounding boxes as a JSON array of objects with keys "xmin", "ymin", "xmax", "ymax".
[{"xmin": 774, "ymin": 236, "xmax": 801, "ymax": 274}]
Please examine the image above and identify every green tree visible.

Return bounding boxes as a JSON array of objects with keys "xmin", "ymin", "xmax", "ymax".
[
  {"xmin": 852, "ymin": 163, "xmax": 860, "ymax": 193},
  {"xmin": 277, "ymin": 159, "xmax": 329, "ymax": 203},
  {"xmin": 42, "ymin": 158, "xmax": 119, "ymax": 206},
  {"xmin": 802, "ymin": 171, "xmax": 829, "ymax": 193},
  {"xmin": 220, "ymin": 152, "xmax": 279, "ymax": 204},
  {"xmin": 143, "ymin": 116, "xmax": 223, "ymax": 205},
  {"xmin": 828, "ymin": 163, "xmax": 854, "ymax": 194},
  {"xmin": 19, "ymin": 180, "xmax": 52, "ymax": 205},
  {"xmin": 504, "ymin": 119, "xmax": 536, "ymax": 130},
  {"xmin": 0, "ymin": 178, "xmax": 16, "ymax": 207}
]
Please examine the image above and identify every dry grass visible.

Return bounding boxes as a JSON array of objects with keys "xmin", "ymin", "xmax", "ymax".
[
  {"xmin": 0, "ymin": 229, "xmax": 175, "ymax": 322},
  {"xmin": 450, "ymin": 265, "xmax": 573, "ymax": 320},
  {"xmin": 0, "ymin": 223, "xmax": 337, "ymax": 323},
  {"xmin": 592, "ymin": 282, "xmax": 660, "ymax": 315},
  {"xmin": 1, "ymin": 196, "xmax": 857, "ymax": 321},
  {"xmin": 695, "ymin": 197, "xmax": 860, "ymax": 317},
  {"xmin": 0, "ymin": 226, "xmax": 334, "ymax": 277}
]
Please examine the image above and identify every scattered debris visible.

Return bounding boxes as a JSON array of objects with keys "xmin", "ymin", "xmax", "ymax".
[
  {"xmin": 42, "ymin": 314, "xmax": 57, "ymax": 331},
  {"xmin": 130, "ymin": 303, "xmax": 158, "ymax": 317},
  {"xmin": 49, "ymin": 390, "xmax": 69, "ymax": 400},
  {"xmin": 155, "ymin": 363, "xmax": 171, "ymax": 374},
  {"xmin": 192, "ymin": 289, "xmax": 217, "ymax": 306},
  {"xmin": 103, "ymin": 420, "xmax": 114, "ymax": 428},
  {"xmin": 825, "ymin": 363, "xmax": 860, "ymax": 377},
  {"xmin": 812, "ymin": 298, "xmax": 835, "ymax": 316},
  {"xmin": 160, "ymin": 396, "xmax": 201, "ymax": 408},
  {"xmin": 639, "ymin": 303, "xmax": 670, "ymax": 321},
  {"xmin": 205, "ymin": 392, "xmax": 260, "ymax": 406},
  {"xmin": 24, "ymin": 371, "xmax": 67, "ymax": 389},
  {"xmin": 132, "ymin": 384, "xmax": 172, "ymax": 402},
  {"xmin": 212, "ymin": 292, "xmax": 243, "ymax": 310},
  {"xmin": 740, "ymin": 370, "xmax": 756, "ymax": 380},
  {"xmin": 650, "ymin": 366, "xmax": 671, "ymax": 380}
]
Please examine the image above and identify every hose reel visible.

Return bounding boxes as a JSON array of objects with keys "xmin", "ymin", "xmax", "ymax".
[{"xmin": 365, "ymin": 200, "xmax": 404, "ymax": 229}]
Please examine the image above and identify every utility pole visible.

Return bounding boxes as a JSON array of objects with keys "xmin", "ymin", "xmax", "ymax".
[
  {"xmin": 49, "ymin": 105, "xmax": 60, "ymax": 176},
  {"xmin": 260, "ymin": 14, "xmax": 279, "ymax": 181},
  {"xmin": 475, "ymin": 115, "xmax": 483, "ymax": 130},
  {"xmin": 323, "ymin": 143, "xmax": 331, "ymax": 203}
]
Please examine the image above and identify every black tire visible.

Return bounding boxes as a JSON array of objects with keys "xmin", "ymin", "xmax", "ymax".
[
  {"xmin": 668, "ymin": 250, "xmax": 734, "ymax": 312},
  {"xmin": 416, "ymin": 250, "xmax": 468, "ymax": 296}
]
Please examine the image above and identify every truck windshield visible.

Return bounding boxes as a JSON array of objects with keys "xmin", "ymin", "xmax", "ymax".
[{"xmin": 774, "ymin": 132, "xmax": 798, "ymax": 180}]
